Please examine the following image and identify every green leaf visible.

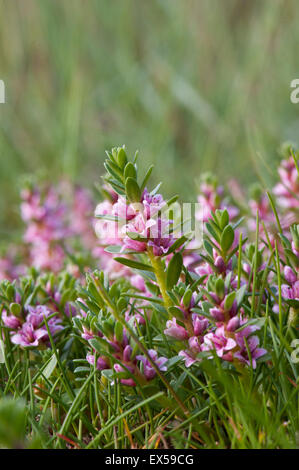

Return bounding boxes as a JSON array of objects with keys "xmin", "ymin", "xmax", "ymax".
[
  {"xmin": 43, "ymin": 354, "xmax": 58, "ymax": 380},
  {"xmin": 95, "ymin": 214, "xmax": 122, "ymax": 222},
  {"xmin": 145, "ymin": 281, "xmax": 160, "ymax": 296},
  {"xmin": 215, "ymin": 278, "xmax": 225, "ymax": 299},
  {"xmin": 168, "ymin": 306, "xmax": 184, "ymax": 318},
  {"xmin": 220, "ymin": 224, "xmax": 234, "ymax": 252},
  {"xmin": 106, "ymin": 178, "xmax": 126, "ymax": 195},
  {"xmin": 224, "ymin": 291, "xmax": 236, "ymax": 310},
  {"xmin": 114, "ymin": 257, "xmax": 154, "ymax": 272},
  {"xmin": 126, "ymin": 231, "xmax": 147, "ymax": 242},
  {"xmin": 115, "ymin": 321, "xmax": 123, "ymax": 343},
  {"xmin": 182, "ymin": 288, "xmax": 192, "ymax": 308},
  {"xmin": 165, "ymin": 194, "xmax": 179, "ymax": 207},
  {"xmin": 235, "ymin": 284, "xmax": 247, "ymax": 307},
  {"xmin": 124, "ymin": 162, "xmax": 137, "ymax": 180},
  {"xmin": 220, "ymin": 209, "xmax": 229, "ymax": 229},
  {"xmin": 89, "ymin": 337, "xmax": 110, "ymax": 353},
  {"xmin": 140, "ymin": 165, "xmax": 154, "ymax": 192},
  {"xmin": 101, "ymin": 369, "xmax": 114, "ymax": 381},
  {"xmin": 104, "ymin": 161, "xmax": 123, "ymax": 183},
  {"xmin": 206, "ymin": 222, "xmax": 219, "ymax": 242},
  {"xmin": 117, "ymin": 148, "xmax": 128, "ymax": 169},
  {"xmin": 166, "ymin": 252, "xmax": 183, "ymax": 290},
  {"xmin": 203, "ymin": 240, "xmax": 213, "ymax": 258},
  {"xmin": 285, "ymin": 249, "xmax": 299, "ymax": 269},
  {"xmin": 165, "ymin": 234, "xmax": 190, "ymax": 256},
  {"xmin": 150, "ymin": 182, "xmax": 162, "ymax": 196},
  {"xmin": 10, "ymin": 303, "xmax": 21, "ymax": 316},
  {"xmin": 236, "ymin": 317, "xmax": 266, "ymax": 332},
  {"xmin": 0, "ymin": 340, "xmax": 5, "ymax": 364},
  {"xmin": 104, "ymin": 245, "xmax": 123, "ymax": 254},
  {"xmin": 125, "ymin": 177, "xmax": 141, "ymax": 202}
]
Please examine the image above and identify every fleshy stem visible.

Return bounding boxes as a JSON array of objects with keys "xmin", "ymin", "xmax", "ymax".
[
  {"xmin": 147, "ymin": 247, "xmax": 173, "ymax": 311},
  {"xmin": 92, "ymin": 275, "xmax": 188, "ymax": 416}
]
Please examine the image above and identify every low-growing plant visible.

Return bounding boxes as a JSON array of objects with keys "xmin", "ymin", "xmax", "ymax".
[{"xmin": 0, "ymin": 145, "xmax": 298, "ymax": 449}]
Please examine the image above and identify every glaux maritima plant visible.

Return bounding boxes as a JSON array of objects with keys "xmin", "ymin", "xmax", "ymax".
[{"xmin": 0, "ymin": 144, "xmax": 298, "ymax": 449}]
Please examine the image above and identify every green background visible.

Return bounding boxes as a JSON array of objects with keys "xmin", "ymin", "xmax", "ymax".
[{"xmin": 0, "ymin": 0, "xmax": 299, "ymax": 237}]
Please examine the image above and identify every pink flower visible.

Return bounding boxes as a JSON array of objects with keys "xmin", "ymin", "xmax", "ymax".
[
  {"xmin": 226, "ymin": 316, "xmax": 240, "ymax": 332},
  {"xmin": 82, "ymin": 326, "xmax": 95, "ymax": 341},
  {"xmin": 281, "ymin": 281, "xmax": 299, "ymax": 300},
  {"xmin": 114, "ymin": 363, "xmax": 135, "ymax": 374},
  {"xmin": 70, "ymin": 187, "xmax": 96, "ymax": 249},
  {"xmin": 235, "ymin": 317, "xmax": 260, "ymax": 338},
  {"xmin": 112, "ymin": 197, "xmax": 136, "ymax": 221},
  {"xmin": 234, "ymin": 335, "xmax": 267, "ymax": 368},
  {"xmin": 130, "ymin": 274, "xmax": 146, "ymax": 292},
  {"xmin": 94, "ymin": 188, "xmax": 174, "ymax": 258},
  {"xmin": 192, "ymin": 315, "xmax": 209, "ymax": 336},
  {"xmin": 195, "ymin": 249, "xmax": 237, "ymax": 284},
  {"xmin": 86, "ymin": 354, "xmax": 109, "ymax": 371},
  {"xmin": 284, "ymin": 266, "xmax": 297, "ymax": 284},
  {"xmin": 20, "ymin": 185, "xmax": 71, "ymax": 272},
  {"xmin": 273, "ymin": 156, "xmax": 299, "ymax": 209},
  {"xmin": 10, "ymin": 304, "xmax": 63, "ymax": 348},
  {"xmin": 2, "ymin": 310, "xmax": 21, "ymax": 329},
  {"xmin": 196, "ymin": 179, "xmax": 238, "ymax": 224},
  {"xmin": 179, "ymin": 350, "xmax": 197, "ymax": 368},
  {"xmin": 248, "ymin": 194, "xmax": 275, "ymax": 234},
  {"xmin": 137, "ymin": 349, "xmax": 168, "ymax": 381},
  {"xmin": 121, "ymin": 213, "xmax": 152, "ymax": 252},
  {"xmin": 203, "ymin": 326, "xmax": 236, "ymax": 358},
  {"xmin": 94, "ymin": 201, "xmax": 121, "ymax": 245},
  {"xmin": 141, "ymin": 189, "xmax": 166, "ymax": 219},
  {"xmin": 164, "ymin": 318, "xmax": 189, "ymax": 341},
  {"xmin": 188, "ymin": 336, "xmax": 202, "ymax": 353},
  {"xmin": 11, "ymin": 323, "xmax": 48, "ymax": 348},
  {"xmin": 148, "ymin": 236, "xmax": 173, "ymax": 256}
]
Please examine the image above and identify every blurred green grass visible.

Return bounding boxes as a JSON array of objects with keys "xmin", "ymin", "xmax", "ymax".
[{"xmin": 0, "ymin": 0, "xmax": 299, "ymax": 238}]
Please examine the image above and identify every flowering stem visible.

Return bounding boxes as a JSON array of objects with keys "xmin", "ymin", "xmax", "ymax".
[
  {"xmin": 93, "ymin": 276, "xmax": 189, "ymax": 416},
  {"xmin": 147, "ymin": 248, "xmax": 173, "ymax": 311},
  {"xmin": 250, "ymin": 210, "xmax": 259, "ymax": 317},
  {"xmin": 275, "ymin": 241, "xmax": 283, "ymax": 333}
]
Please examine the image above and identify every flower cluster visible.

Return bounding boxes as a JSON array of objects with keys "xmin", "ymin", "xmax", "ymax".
[
  {"xmin": 73, "ymin": 272, "xmax": 167, "ymax": 386},
  {"xmin": 273, "ymin": 154, "xmax": 299, "ymax": 210},
  {"xmin": 94, "ymin": 148, "xmax": 177, "ymax": 261},
  {"xmin": 1, "ymin": 144, "xmax": 299, "ymax": 392},
  {"xmin": 280, "ymin": 224, "xmax": 299, "ymax": 305},
  {"xmin": 21, "ymin": 185, "xmax": 69, "ymax": 272},
  {"xmin": 196, "ymin": 173, "xmax": 239, "ymax": 224},
  {"xmin": 164, "ymin": 238, "xmax": 266, "ymax": 369},
  {"xmin": 17, "ymin": 181, "xmax": 97, "ymax": 275},
  {"xmin": 0, "ymin": 272, "xmax": 77, "ymax": 349},
  {"xmin": 3, "ymin": 305, "xmax": 62, "ymax": 348}
]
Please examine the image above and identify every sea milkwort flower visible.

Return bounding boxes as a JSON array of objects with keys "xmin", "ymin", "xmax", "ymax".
[
  {"xmin": 234, "ymin": 335, "xmax": 267, "ymax": 369},
  {"xmin": 2, "ymin": 310, "xmax": 21, "ymax": 329},
  {"xmin": 281, "ymin": 281, "xmax": 299, "ymax": 301},
  {"xmin": 164, "ymin": 318, "xmax": 189, "ymax": 341},
  {"xmin": 178, "ymin": 350, "xmax": 198, "ymax": 368},
  {"xmin": 10, "ymin": 305, "xmax": 63, "ymax": 349},
  {"xmin": 203, "ymin": 326, "xmax": 237, "ymax": 360},
  {"xmin": 86, "ymin": 354, "xmax": 109, "ymax": 371},
  {"xmin": 11, "ymin": 323, "xmax": 48, "ymax": 348},
  {"xmin": 196, "ymin": 173, "xmax": 239, "ymax": 224},
  {"xmin": 137, "ymin": 349, "xmax": 168, "ymax": 381},
  {"xmin": 273, "ymin": 156, "xmax": 299, "ymax": 210}
]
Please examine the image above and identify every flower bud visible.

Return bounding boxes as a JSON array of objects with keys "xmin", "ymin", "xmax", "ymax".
[
  {"xmin": 284, "ymin": 266, "xmax": 297, "ymax": 284},
  {"xmin": 226, "ymin": 316, "xmax": 240, "ymax": 332},
  {"xmin": 164, "ymin": 318, "xmax": 189, "ymax": 341}
]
